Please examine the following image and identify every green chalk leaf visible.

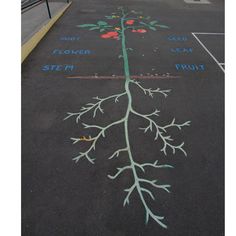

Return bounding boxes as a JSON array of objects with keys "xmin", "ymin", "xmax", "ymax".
[
  {"xmin": 89, "ymin": 27, "xmax": 100, "ymax": 30},
  {"xmin": 78, "ymin": 24, "xmax": 97, "ymax": 28},
  {"xmin": 97, "ymin": 21, "xmax": 108, "ymax": 26},
  {"xmin": 105, "ymin": 16, "xmax": 113, "ymax": 19},
  {"xmin": 140, "ymin": 21, "xmax": 149, "ymax": 26},
  {"xmin": 150, "ymin": 20, "xmax": 158, "ymax": 25},
  {"xmin": 149, "ymin": 26, "xmax": 157, "ymax": 31},
  {"xmin": 156, "ymin": 24, "xmax": 169, "ymax": 29},
  {"xmin": 131, "ymin": 10, "xmax": 142, "ymax": 14}
]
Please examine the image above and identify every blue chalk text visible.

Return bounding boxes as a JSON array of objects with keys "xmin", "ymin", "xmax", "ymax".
[
  {"xmin": 52, "ymin": 49, "xmax": 91, "ymax": 55},
  {"xmin": 175, "ymin": 64, "xmax": 205, "ymax": 71},
  {"xmin": 60, "ymin": 36, "xmax": 80, "ymax": 41},
  {"xmin": 171, "ymin": 48, "xmax": 193, "ymax": 53},
  {"xmin": 42, "ymin": 64, "xmax": 75, "ymax": 72},
  {"xmin": 168, "ymin": 35, "xmax": 188, "ymax": 41}
]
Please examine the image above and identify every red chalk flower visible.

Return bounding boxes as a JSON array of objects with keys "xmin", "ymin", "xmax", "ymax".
[
  {"xmin": 126, "ymin": 20, "xmax": 134, "ymax": 25},
  {"xmin": 101, "ymin": 34, "xmax": 111, "ymax": 38},
  {"xmin": 137, "ymin": 29, "xmax": 147, "ymax": 33},
  {"xmin": 100, "ymin": 31, "xmax": 119, "ymax": 39},
  {"xmin": 107, "ymin": 31, "xmax": 119, "ymax": 37},
  {"xmin": 132, "ymin": 29, "xmax": 147, "ymax": 33}
]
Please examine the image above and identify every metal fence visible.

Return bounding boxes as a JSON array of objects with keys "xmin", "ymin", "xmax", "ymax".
[
  {"xmin": 21, "ymin": 0, "xmax": 43, "ymax": 10},
  {"xmin": 21, "ymin": 0, "xmax": 70, "ymax": 18}
]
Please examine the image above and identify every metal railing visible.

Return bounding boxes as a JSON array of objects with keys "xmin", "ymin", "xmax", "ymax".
[
  {"xmin": 45, "ymin": 0, "xmax": 51, "ymax": 18},
  {"xmin": 21, "ymin": 0, "xmax": 43, "ymax": 10},
  {"xmin": 21, "ymin": 0, "xmax": 70, "ymax": 19}
]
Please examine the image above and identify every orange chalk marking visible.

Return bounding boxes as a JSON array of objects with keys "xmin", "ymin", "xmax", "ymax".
[{"xmin": 79, "ymin": 136, "xmax": 92, "ymax": 142}]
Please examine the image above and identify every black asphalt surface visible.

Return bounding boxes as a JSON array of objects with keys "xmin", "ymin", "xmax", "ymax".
[{"xmin": 22, "ymin": 0, "xmax": 224, "ymax": 235}]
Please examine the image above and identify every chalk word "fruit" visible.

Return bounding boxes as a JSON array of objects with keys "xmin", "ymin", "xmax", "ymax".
[{"xmin": 175, "ymin": 64, "xmax": 205, "ymax": 71}]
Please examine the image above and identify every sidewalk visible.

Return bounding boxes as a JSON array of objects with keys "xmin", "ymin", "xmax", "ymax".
[{"xmin": 21, "ymin": 1, "xmax": 69, "ymax": 45}]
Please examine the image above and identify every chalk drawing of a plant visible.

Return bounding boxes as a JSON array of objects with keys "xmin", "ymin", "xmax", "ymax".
[{"xmin": 64, "ymin": 7, "xmax": 190, "ymax": 229}]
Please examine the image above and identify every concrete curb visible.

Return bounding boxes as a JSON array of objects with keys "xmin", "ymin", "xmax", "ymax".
[{"xmin": 21, "ymin": 2, "xmax": 72, "ymax": 63}]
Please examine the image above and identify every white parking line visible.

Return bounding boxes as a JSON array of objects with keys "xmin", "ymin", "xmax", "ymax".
[
  {"xmin": 191, "ymin": 32, "xmax": 224, "ymax": 73},
  {"xmin": 184, "ymin": 0, "xmax": 211, "ymax": 4},
  {"xmin": 192, "ymin": 32, "xmax": 224, "ymax": 35}
]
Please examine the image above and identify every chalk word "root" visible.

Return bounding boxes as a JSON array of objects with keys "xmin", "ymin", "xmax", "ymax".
[{"xmin": 60, "ymin": 36, "xmax": 80, "ymax": 41}]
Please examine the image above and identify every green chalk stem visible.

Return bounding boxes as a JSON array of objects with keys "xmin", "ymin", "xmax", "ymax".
[
  {"xmin": 120, "ymin": 8, "xmax": 168, "ymax": 228},
  {"xmin": 65, "ymin": 7, "xmax": 190, "ymax": 229}
]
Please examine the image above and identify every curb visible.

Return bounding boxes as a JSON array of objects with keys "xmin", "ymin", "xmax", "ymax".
[{"xmin": 21, "ymin": 2, "xmax": 72, "ymax": 63}]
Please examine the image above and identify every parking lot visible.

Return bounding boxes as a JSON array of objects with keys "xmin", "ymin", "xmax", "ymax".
[{"xmin": 22, "ymin": 0, "xmax": 224, "ymax": 235}]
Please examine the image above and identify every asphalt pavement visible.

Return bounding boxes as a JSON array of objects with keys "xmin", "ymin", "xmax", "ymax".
[{"xmin": 22, "ymin": 0, "xmax": 224, "ymax": 235}]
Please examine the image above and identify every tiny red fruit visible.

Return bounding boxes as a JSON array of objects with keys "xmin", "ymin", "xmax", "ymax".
[
  {"xmin": 100, "ymin": 31, "xmax": 119, "ymax": 39},
  {"xmin": 126, "ymin": 20, "xmax": 135, "ymax": 25},
  {"xmin": 137, "ymin": 29, "xmax": 147, "ymax": 33},
  {"xmin": 107, "ymin": 31, "xmax": 119, "ymax": 36},
  {"xmin": 101, "ymin": 34, "xmax": 110, "ymax": 38}
]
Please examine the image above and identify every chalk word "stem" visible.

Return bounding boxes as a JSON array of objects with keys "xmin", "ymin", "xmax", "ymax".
[{"xmin": 42, "ymin": 64, "xmax": 75, "ymax": 72}]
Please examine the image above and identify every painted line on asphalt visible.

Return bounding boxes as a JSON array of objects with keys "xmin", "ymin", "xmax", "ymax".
[
  {"xmin": 191, "ymin": 32, "xmax": 224, "ymax": 73},
  {"xmin": 66, "ymin": 75, "xmax": 181, "ymax": 80},
  {"xmin": 192, "ymin": 32, "xmax": 224, "ymax": 35}
]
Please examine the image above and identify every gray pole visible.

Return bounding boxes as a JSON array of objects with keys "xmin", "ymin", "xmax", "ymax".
[{"xmin": 45, "ymin": 0, "xmax": 51, "ymax": 19}]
